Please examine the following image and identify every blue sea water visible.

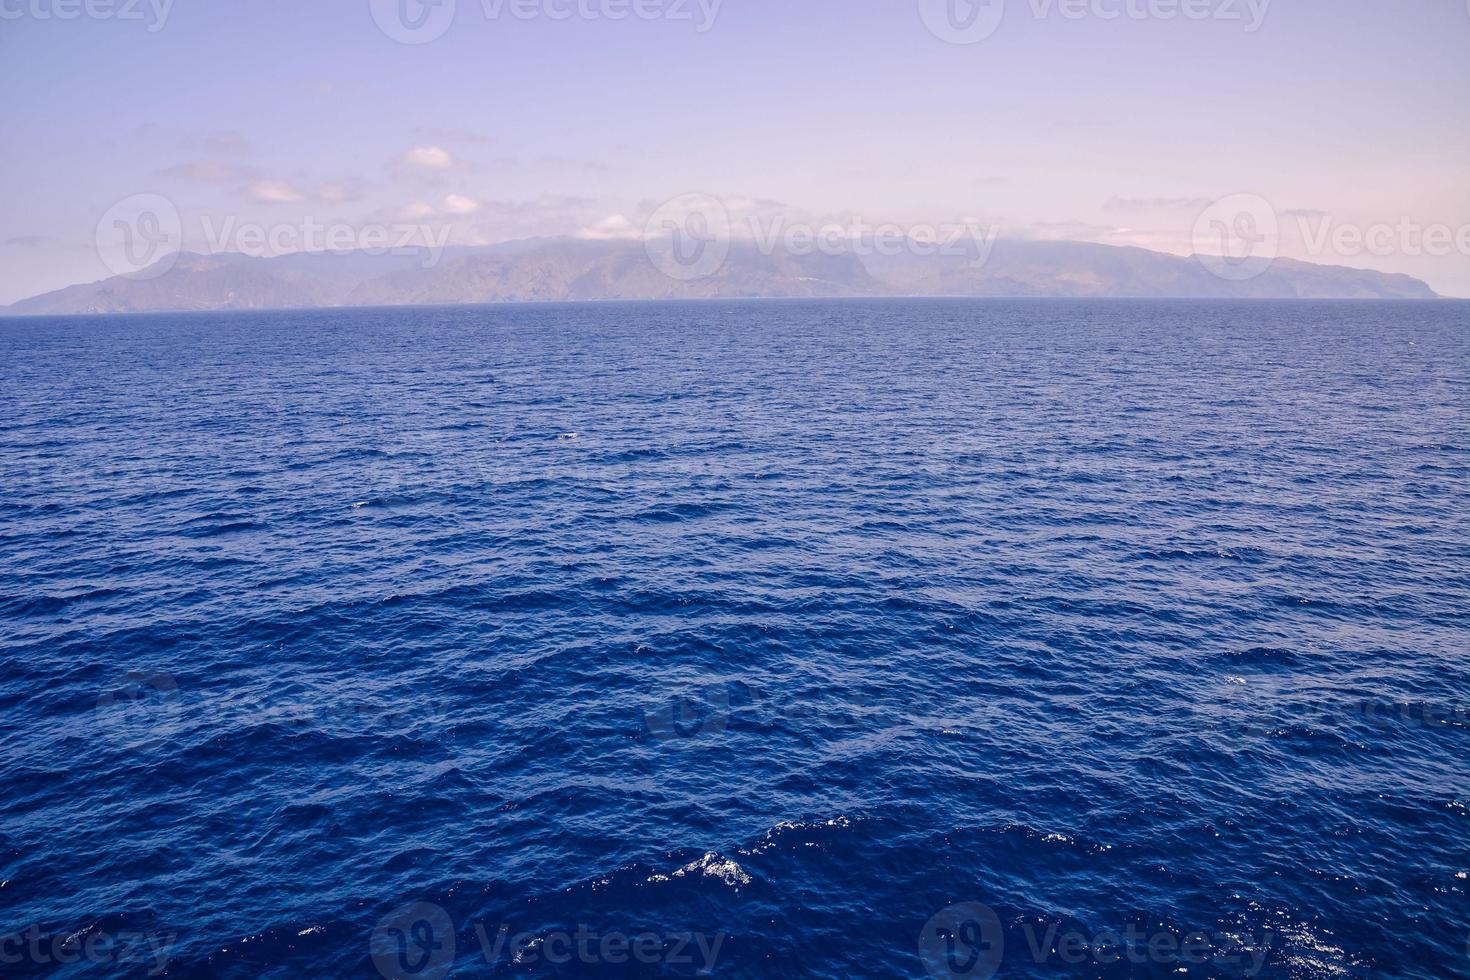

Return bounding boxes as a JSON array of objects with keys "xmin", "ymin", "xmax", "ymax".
[{"xmin": 1, "ymin": 299, "xmax": 1468, "ymax": 979}]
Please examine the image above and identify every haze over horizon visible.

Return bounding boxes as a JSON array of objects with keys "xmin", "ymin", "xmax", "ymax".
[{"xmin": 2, "ymin": 0, "xmax": 1469, "ymax": 304}]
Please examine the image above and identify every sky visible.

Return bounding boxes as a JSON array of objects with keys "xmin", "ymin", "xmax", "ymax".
[{"xmin": 1, "ymin": 0, "xmax": 1468, "ymax": 302}]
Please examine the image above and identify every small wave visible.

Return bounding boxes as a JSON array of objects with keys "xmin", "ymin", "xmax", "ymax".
[{"xmin": 647, "ymin": 852, "xmax": 752, "ymax": 889}]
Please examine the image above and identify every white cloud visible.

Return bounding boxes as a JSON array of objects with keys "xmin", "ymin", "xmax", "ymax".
[
  {"xmin": 388, "ymin": 196, "xmax": 481, "ymax": 220},
  {"xmin": 575, "ymin": 214, "xmax": 642, "ymax": 241},
  {"xmin": 442, "ymin": 193, "xmax": 481, "ymax": 215},
  {"xmin": 395, "ymin": 202, "xmax": 438, "ymax": 220},
  {"xmin": 247, "ymin": 180, "xmax": 307, "ymax": 204},
  {"xmin": 359, "ymin": 194, "xmax": 606, "ymax": 246},
  {"xmin": 402, "ymin": 145, "xmax": 455, "ymax": 169}
]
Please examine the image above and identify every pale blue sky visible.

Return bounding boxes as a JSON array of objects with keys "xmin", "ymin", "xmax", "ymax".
[{"xmin": 2, "ymin": 0, "xmax": 1468, "ymax": 301}]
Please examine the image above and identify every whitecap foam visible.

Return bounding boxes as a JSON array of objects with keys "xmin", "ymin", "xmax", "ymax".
[
  {"xmin": 670, "ymin": 851, "xmax": 752, "ymax": 888},
  {"xmin": 740, "ymin": 816, "xmax": 853, "ymax": 855}
]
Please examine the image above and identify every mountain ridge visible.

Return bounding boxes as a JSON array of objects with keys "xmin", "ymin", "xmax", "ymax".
[{"xmin": 3, "ymin": 236, "xmax": 1440, "ymax": 316}]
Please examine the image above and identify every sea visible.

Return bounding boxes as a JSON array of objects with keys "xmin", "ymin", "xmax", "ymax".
[{"xmin": 1, "ymin": 299, "xmax": 1467, "ymax": 979}]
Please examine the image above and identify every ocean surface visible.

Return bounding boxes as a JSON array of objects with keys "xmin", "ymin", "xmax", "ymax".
[{"xmin": 1, "ymin": 299, "xmax": 1468, "ymax": 979}]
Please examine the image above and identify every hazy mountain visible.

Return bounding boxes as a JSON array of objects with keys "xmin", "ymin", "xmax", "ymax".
[{"xmin": 3, "ymin": 237, "xmax": 1438, "ymax": 315}]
